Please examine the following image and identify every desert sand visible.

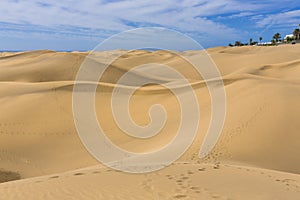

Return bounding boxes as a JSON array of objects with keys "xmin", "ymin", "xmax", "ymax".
[{"xmin": 0, "ymin": 45, "xmax": 299, "ymax": 199}]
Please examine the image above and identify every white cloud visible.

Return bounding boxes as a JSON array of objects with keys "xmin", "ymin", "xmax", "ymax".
[
  {"xmin": 255, "ymin": 10, "xmax": 300, "ymax": 28},
  {"xmin": 0, "ymin": 0, "xmax": 259, "ymax": 31}
]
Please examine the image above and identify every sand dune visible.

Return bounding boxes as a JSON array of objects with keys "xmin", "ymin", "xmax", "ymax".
[
  {"xmin": 1, "ymin": 163, "xmax": 299, "ymax": 200},
  {"xmin": 0, "ymin": 45, "xmax": 300, "ymax": 199}
]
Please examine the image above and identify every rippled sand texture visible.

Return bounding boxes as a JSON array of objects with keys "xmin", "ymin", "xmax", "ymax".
[{"xmin": 0, "ymin": 45, "xmax": 300, "ymax": 199}]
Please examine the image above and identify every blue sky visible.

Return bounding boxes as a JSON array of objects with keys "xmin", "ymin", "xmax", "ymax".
[{"xmin": 0, "ymin": 0, "xmax": 300, "ymax": 50}]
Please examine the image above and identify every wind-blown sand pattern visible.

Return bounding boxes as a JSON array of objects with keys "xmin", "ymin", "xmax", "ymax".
[{"xmin": 0, "ymin": 45, "xmax": 300, "ymax": 199}]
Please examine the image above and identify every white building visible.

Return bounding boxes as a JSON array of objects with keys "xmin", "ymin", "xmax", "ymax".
[
  {"xmin": 284, "ymin": 34, "xmax": 294, "ymax": 41},
  {"xmin": 257, "ymin": 42, "xmax": 272, "ymax": 46}
]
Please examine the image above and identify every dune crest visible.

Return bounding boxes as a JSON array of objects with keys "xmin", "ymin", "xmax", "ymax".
[{"xmin": 0, "ymin": 45, "xmax": 300, "ymax": 199}]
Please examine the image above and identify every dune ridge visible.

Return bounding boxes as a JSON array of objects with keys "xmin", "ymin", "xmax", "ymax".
[{"xmin": 0, "ymin": 45, "xmax": 299, "ymax": 199}]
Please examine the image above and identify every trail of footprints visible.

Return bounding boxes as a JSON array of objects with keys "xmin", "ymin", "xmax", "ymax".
[
  {"xmin": 34, "ymin": 168, "xmax": 110, "ymax": 184},
  {"xmin": 224, "ymin": 164, "xmax": 300, "ymax": 193},
  {"xmin": 30, "ymin": 164, "xmax": 227, "ymax": 199},
  {"xmin": 4, "ymin": 163, "xmax": 298, "ymax": 199},
  {"xmin": 202, "ymin": 100, "xmax": 270, "ymax": 163},
  {"xmin": 0, "ymin": 121, "xmax": 75, "ymax": 136},
  {"xmin": 165, "ymin": 166, "xmax": 228, "ymax": 199},
  {"xmin": 139, "ymin": 163, "xmax": 228, "ymax": 199},
  {"xmin": 141, "ymin": 174, "xmax": 155, "ymax": 192}
]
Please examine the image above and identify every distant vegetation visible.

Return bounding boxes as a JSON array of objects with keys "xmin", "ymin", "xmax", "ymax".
[
  {"xmin": 293, "ymin": 28, "xmax": 300, "ymax": 40},
  {"xmin": 229, "ymin": 26, "xmax": 300, "ymax": 47}
]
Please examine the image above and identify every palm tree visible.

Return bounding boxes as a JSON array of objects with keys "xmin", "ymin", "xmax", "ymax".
[
  {"xmin": 273, "ymin": 33, "xmax": 281, "ymax": 42},
  {"xmin": 259, "ymin": 37, "xmax": 263, "ymax": 43},
  {"xmin": 293, "ymin": 28, "xmax": 300, "ymax": 40},
  {"xmin": 271, "ymin": 39, "xmax": 276, "ymax": 45},
  {"xmin": 235, "ymin": 41, "xmax": 242, "ymax": 46}
]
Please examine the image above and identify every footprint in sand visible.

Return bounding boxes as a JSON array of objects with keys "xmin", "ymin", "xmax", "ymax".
[
  {"xmin": 49, "ymin": 175, "xmax": 59, "ymax": 179},
  {"xmin": 190, "ymin": 186, "xmax": 202, "ymax": 194},
  {"xmin": 198, "ymin": 167, "xmax": 206, "ymax": 171},
  {"xmin": 141, "ymin": 176, "xmax": 154, "ymax": 191},
  {"xmin": 173, "ymin": 194, "xmax": 187, "ymax": 199},
  {"xmin": 73, "ymin": 172, "xmax": 85, "ymax": 176},
  {"xmin": 165, "ymin": 174, "xmax": 174, "ymax": 180}
]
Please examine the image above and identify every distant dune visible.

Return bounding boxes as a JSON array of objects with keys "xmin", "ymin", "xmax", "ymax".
[{"xmin": 0, "ymin": 45, "xmax": 299, "ymax": 199}]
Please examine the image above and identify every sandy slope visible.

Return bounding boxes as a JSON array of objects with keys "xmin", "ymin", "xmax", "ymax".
[
  {"xmin": 0, "ymin": 45, "xmax": 300, "ymax": 199},
  {"xmin": 1, "ymin": 163, "xmax": 299, "ymax": 200}
]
